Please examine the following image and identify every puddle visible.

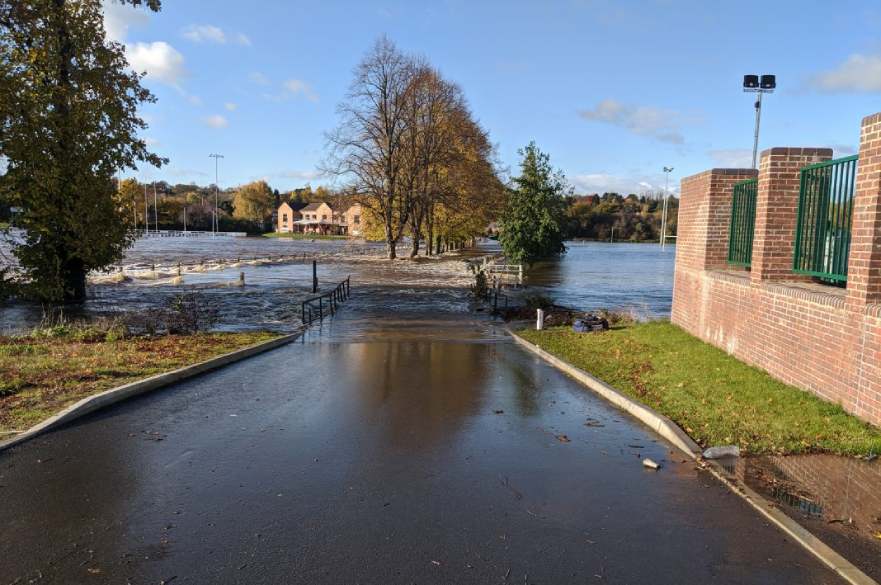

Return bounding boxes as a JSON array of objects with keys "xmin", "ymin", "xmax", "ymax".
[{"xmin": 735, "ymin": 454, "xmax": 881, "ymax": 581}]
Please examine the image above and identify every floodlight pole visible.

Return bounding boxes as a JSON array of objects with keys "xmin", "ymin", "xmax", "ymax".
[
  {"xmin": 209, "ymin": 154, "xmax": 224, "ymax": 236},
  {"xmin": 661, "ymin": 166, "xmax": 673, "ymax": 248},
  {"xmin": 751, "ymin": 91, "xmax": 763, "ymax": 169}
]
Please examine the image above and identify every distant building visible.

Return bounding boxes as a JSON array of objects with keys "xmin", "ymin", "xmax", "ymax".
[
  {"xmin": 277, "ymin": 201, "xmax": 363, "ymax": 236},
  {"xmin": 276, "ymin": 201, "xmax": 301, "ymax": 233}
]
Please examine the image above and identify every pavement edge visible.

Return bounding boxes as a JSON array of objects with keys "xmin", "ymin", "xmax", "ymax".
[
  {"xmin": 0, "ymin": 330, "xmax": 303, "ymax": 454},
  {"xmin": 507, "ymin": 328, "xmax": 878, "ymax": 585}
]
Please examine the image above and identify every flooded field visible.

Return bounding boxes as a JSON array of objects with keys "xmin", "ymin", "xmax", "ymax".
[{"xmin": 0, "ymin": 237, "xmax": 676, "ymax": 334}]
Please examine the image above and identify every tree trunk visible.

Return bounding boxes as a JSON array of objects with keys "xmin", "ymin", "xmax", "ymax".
[
  {"xmin": 62, "ymin": 258, "xmax": 87, "ymax": 303},
  {"xmin": 387, "ymin": 240, "xmax": 397, "ymax": 259},
  {"xmin": 410, "ymin": 236, "xmax": 420, "ymax": 257}
]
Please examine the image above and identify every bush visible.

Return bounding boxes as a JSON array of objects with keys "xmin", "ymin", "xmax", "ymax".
[
  {"xmin": 524, "ymin": 294, "xmax": 554, "ymax": 310},
  {"xmin": 164, "ymin": 292, "xmax": 218, "ymax": 334}
]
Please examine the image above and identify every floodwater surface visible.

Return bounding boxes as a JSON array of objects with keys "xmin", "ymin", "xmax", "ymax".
[{"xmin": 527, "ymin": 241, "xmax": 675, "ymax": 318}]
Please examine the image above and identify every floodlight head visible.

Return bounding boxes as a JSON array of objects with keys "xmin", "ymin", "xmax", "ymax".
[
  {"xmin": 743, "ymin": 74, "xmax": 759, "ymax": 89},
  {"xmin": 760, "ymin": 74, "xmax": 776, "ymax": 90},
  {"xmin": 663, "ymin": 166, "xmax": 674, "ymax": 173}
]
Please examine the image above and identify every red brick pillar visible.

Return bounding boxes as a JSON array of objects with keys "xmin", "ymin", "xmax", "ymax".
[
  {"xmin": 675, "ymin": 168, "xmax": 758, "ymax": 273},
  {"xmin": 751, "ymin": 148, "xmax": 833, "ymax": 283},
  {"xmin": 847, "ymin": 112, "xmax": 881, "ymax": 307}
]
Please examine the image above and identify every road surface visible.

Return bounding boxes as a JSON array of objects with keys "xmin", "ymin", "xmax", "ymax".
[{"xmin": 0, "ymin": 313, "xmax": 841, "ymax": 584}]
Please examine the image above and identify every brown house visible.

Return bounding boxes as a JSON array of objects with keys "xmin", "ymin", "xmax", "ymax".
[{"xmin": 276, "ymin": 201, "xmax": 363, "ymax": 237}]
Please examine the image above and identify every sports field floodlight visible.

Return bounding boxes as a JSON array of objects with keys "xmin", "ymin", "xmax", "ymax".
[{"xmin": 743, "ymin": 74, "xmax": 776, "ymax": 169}]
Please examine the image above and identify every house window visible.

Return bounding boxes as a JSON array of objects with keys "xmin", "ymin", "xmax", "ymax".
[
  {"xmin": 322, "ymin": 214, "xmax": 327, "ymax": 221},
  {"xmin": 282, "ymin": 213, "xmax": 288, "ymax": 224},
  {"xmin": 354, "ymin": 215, "xmax": 361, "ymax": 224}
]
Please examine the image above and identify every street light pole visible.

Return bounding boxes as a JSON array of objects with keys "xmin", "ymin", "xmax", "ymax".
[
  {"xmin": 209, "ymin": 153, "xmax": 224, "ymax": 236},
  {"xmin": 743, "ymin": 74, "xmax": 776, "ymax": 169},
  {"xmin": 751, "ymin": 91, "xmax": 763, "ymax": 169},
  {"xmin": 661, "ymin": 166, "xmax": 673, "ymax": 248}
]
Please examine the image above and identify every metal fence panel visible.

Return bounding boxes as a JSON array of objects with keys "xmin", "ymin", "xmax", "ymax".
[
  {"xmin": 728, "ymin": 178, "xmax": 758, "ymax": 267},
  {"xmin": 793, "ymin": 155, "xmax": 858, "ymax": 283}
]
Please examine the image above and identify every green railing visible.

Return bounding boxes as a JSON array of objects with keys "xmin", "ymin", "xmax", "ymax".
[
  {"xmin": 793, "ymin": 155, "xmax": 858, "ymax": 284},
  {"xmin": 727, "ymin": 178, "xmax": 758, "ymax": 267}
]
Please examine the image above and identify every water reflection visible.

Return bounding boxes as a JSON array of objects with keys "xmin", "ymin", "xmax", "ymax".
[{"xmin": 736, "ymin": 454, "xmax": 881, "ymax": 581}]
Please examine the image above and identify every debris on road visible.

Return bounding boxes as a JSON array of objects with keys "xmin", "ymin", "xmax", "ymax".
[
  {"xmin": 702, "ymin": 445, "xmax": 740, "ymax": 459},
  {"xmin": 642, "ymin": 458, "xmax": 661, "ymax": 470}
]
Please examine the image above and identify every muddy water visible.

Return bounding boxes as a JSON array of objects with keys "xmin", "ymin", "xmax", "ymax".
[{"xmin": 0, "ymin": 237, "xmax": 479, "ymax": 333}]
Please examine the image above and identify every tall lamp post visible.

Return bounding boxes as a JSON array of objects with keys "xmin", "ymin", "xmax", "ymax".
[
  {"xmin": 743, "ymin": 74, "xmax": 776, "ymax": 169},
  {"xmin": 209, "ymin": 153, "xmax": 224, "ymax": 236},
  {"xmin": 660, "ymin": 166, "xmax": 674, "ymax": 248}
]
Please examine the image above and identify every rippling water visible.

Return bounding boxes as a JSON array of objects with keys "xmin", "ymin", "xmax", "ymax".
[
  {"xmin": 0, "ymin": 236, "xmax": 675, "ymax": 333},
  {"xmin": 527, "ymin": 241, "xmax": 675, "ymax": 318}
]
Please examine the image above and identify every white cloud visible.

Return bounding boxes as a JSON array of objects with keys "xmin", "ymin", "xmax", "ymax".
[
  {"xmin": 283, "ymin": 79, "xmax": 319, "ymax": 102},
  {"xmin": 224, "ymin": 102, "xmax": 238, "ymax": 111},
  {"xmin": 249, "ymin": 71, "xmax": 270, "ymax": 85},
  {"xmin": 182, "ymin": 24, "xmax": 251, "ymax": 46},
  {"xmin": 579, "ymin": 99, "xmax": 685, "ymax": 144},
  {"xmin": 571, "ymin": 172, "xmax": 677, "ymax": 196},
  {"xmin": 102, "ymin": 0, "xmax": 149, "ymax": 43},
  {"xmin": 204, "ymin": 114, "xmax": 229, "ymax": 129},
  {"xmin": 708, "ymin": 148, "xmax": 753, "ymax": 168},
  {"xmin": 144, "ymin": 137, "xmax": 161, "ymax": 147},
  {"xmin": 126, "ymin": 41, "xmax": 187, "ymax": 87},
  {"xmin": 274, "ymin": 169, "xmax": 325, "ymax": 181},
  {"xmin": 810, "ymin": 54, "xmax": 881, "ymax": 93}
]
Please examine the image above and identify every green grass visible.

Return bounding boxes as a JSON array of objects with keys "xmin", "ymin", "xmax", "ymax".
[
  {"xmin": 263, "ymin": 232, "xmax": 348, "ymax": 240},
  {"xmin": 519, "ymin": 321, "xmax": 881, "ymax": 456},
  {"xmin": 0, "ymin": 222, "xmax": 9, "ymax": 229},
  {"xmin": 0, "ymin": 330, "xmax": 278, "ymax": 434}
]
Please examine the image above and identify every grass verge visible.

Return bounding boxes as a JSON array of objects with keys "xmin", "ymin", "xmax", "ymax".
[
  {"xmin": 518, "ymin": 321, "xmax": 881, "ymax": 456},
  {"xmin": 263, "ymin": 232, "xmax": 348, "ymax": 240},
  {"xmin": 0, "ymin": 330, "xmax": 278, "ymax": 434}
]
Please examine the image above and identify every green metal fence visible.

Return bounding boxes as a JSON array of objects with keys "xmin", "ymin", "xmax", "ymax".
[
  {"xmin": 793, "ymin": 155, "xmax": 858, "ymax": 283},
  {"xmin": 727, "ymin": 178, "xmax": 758, "ymax": 267}
]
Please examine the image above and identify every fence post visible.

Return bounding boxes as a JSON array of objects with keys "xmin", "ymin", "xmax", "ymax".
[
  {"xmin": 846, "ymin": 112, "xmax": 881, "ymax": 307},
  {"xmin": 319, "ymin": 297, "xmax": 323, "ymax": 320},
  {"xmin": 312, "ymin": 260, "xmax": 318, "ymax": 293},
  {"xmin": 301, "ymin": 301, "xmax": 306, "ymax": 325},
  {"xmin": 751, "ymin": 147, "xmax": 832, "ymax": 283}
]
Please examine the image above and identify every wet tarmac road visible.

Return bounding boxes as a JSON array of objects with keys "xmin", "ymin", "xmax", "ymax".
[{"xmin": 0, "ymin": 316, "xmax": 843, "ymax": 584}]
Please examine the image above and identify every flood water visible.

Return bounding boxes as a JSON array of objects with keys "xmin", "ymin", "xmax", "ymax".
[
  {"xmin": 0, "ymin": 237, "xmax": 676, "ymax": 333},
  {"xmin": 527, "ymin": 241, "xmax": 675, "ymax": 318}
]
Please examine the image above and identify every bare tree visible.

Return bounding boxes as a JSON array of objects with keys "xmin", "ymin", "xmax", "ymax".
[{"xmin": 325, "ymin": 37, "xmax": 416, "ymax": 259}]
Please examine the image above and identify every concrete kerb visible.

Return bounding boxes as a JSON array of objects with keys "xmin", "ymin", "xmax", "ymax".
[
  {"xmin": 0, "ymin": 330, "xmax": 303, "ymax": 454},
  {"xmin": 507, "ymin": 329, "xmax": 701, "ymax": 457},
  {"xmin": 507, "ymin": 328, "xmax": 878, "ymax": 585}
]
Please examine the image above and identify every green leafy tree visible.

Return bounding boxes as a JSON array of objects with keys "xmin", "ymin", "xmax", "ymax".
[
  {"xmin": 232, "ymin": 180, "xmax": 275, "ymax": 226},
  {"xmin": 0, "ymin": 0, "xmax": 165, "ymax": 302},
  {"xmin": 499, "ymin": 142, "xmax": 568, "ymax": 264}
]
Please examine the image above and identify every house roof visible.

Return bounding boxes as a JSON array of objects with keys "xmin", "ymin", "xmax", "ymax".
[{"xmin": 300, "ymin": 202, "xmax": 327, "ymax": 212}]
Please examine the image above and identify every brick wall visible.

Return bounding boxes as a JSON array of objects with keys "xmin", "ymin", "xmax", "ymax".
[{"xmin": 671, "ymin": 112, "xmax": 881, "ymax": 426}]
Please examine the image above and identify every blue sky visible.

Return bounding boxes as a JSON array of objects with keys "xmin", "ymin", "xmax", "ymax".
[{"xmin": 106, "ymin": 0, "xmax": 881, "ymax": 195}]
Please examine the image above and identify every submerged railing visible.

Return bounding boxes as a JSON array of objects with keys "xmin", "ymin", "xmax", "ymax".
[{"xmin": 301, "ymin": 277, "xmax": 351, "ymax": 325}]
